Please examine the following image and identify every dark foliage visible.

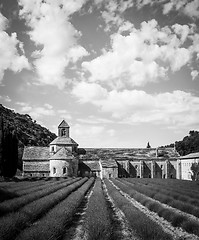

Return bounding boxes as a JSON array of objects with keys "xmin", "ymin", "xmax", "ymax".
[
  {"xmin": 175, "ymin": 130, "xmax": 199, "ymax": 156},
  {"xmin": 1, "ymin": 129, "xmax": 18, "ymax": 178},
  {"xmin": 191, "ymin": 162, "xmax": 199, "ymax": 181},
  {"xmin": 0, "ymin": 104, "xmax": 56, "ymax": 147}
]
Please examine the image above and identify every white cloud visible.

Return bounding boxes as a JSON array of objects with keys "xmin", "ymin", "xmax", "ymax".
[
  {"xmin": 191, "ymin": 70, "xmax": 199, "ymax": 80},
  {"xmin": 16, "ymin": 102, "xmax": 55, "ymax": 119},
  {"xmin": 18, "ymin": 0, "xmax": 88, "ymax": 89},
  {"xmin": 100, "ymin": 0, "xmax": 134, "ymax": 31},
  {"xmin": 82, "ymin": 20, "xmax": 193, "ymax": 88},
  {"xmin": 0, "ymin": 95, "xmax": 11, "ymax": 102},
  {"xmin": 72, "ymin": 82, "xmax": 199, "ymax": 129},
  {"xmin": 136, "ymin": 0, "xmax": 199, "ymax": 19},
  {"xmin": 72, "ymin": 82, "xmax": 108, "ymax": 103},
  {"xmin": 68, "ymin": 46, "xmax": 89, "ymax": 63},
  {"xmin": 0, "ymin": 12, "xmax": 30, "ymax": 83},
  {"xmin": 57, "ymin": 109, "xmax": 72, "ymax": 120}
]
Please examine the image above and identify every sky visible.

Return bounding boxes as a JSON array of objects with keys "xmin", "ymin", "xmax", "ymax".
[{"xmin": 0, "ymin": 0, "xmax": 199, "ymax": 148}]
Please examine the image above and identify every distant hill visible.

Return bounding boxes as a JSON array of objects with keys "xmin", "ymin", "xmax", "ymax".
[{"xmin": 0, "ymin": 104, "xmax": 56, "ymax": 147}]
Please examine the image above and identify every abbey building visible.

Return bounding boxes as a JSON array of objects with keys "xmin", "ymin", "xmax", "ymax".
[{"xmin": 22, "ymin": 120, "xmax": 197, "ymax": 180}]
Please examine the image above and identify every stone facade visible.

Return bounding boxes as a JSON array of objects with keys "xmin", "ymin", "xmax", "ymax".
[
  {"xmin": 23, "ymin": 121, "xmax": 192, "ymax": 180},
  {"xmin": 23, "ymin": 120, "xmax": 79, "ymax": 177},
  {"xmin": 177, "ymin": 152, "xmax": 199, "ymax": 180}
]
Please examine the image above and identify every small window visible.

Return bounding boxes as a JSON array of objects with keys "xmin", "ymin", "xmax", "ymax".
[
  {"xmin": 63, "ymin": 167, "xmax": 67, "ymax": 174},
  {"xmin": 109, "ymin": 174, "xmax": 112, "ymax": 178},
  {"xmin": 53, "ymin": 167, "xmax": 56, "ymax": 174},
  {"xmin": 161, "ymin": 165, "xmax": 163, "ymax": 169},
  {"xmin": 135, "ymin": 165, "xmax": 138, "ymax": 169},
  {"xmin": 51, "ymin": 146, "xmax": 54, "ymax": 152}
]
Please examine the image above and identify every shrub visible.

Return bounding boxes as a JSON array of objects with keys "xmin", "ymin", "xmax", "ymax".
[
  {"xmin": 0, "ymin": 178, "xmax": 87, "ymax": 240},
  {"xmin": 0, "ymin": 178, "xmax": 81, "ymax": 216},
  {"xmin": 105, "ymin": 179, "xmax": 173, "ymax": 240},
  {"xmin": 16, "ymin": 178, "xmax": 94, "ymax": 240}
]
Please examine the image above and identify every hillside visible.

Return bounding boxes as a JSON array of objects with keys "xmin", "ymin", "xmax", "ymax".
[{"xmin": 0, "ymin": 104, "xmax": 56, "ymax": 147}]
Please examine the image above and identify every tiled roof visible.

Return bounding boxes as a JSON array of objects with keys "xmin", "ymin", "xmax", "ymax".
[
  {"xmin": 50, "ymin": 136, "xmax": 78, "ymax": 146},
  {"xmin": 180, "ymin": 152, "xmax": 199, "ymax": 159},
  {"xmin": 79, "ymin": 153, "xmax": 100, "ymax": 161},
  {"xmin": 50, "ymin": 147, "xmax": 75, "ymax": 160},
  {"xmin": 58, "ymin": 120, "xmax": 70, "ymax": 128},
  {"xmin": 23, "ymin": 147, "xmax": 50, "ymax": 160},
  {"xmin": 100, "ymin": 159, "xmax": 118, "ymax": 168},
  {"xmin": 84, "ymin": 147, "xmax": 179, "ymax": 160},
  {"xmin": 82, "ymin": 161, "xmax": 101, "ymax": 171}
]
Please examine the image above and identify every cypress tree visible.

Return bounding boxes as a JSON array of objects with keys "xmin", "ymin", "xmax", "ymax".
[
  {"xmin": 1, "ymin": 122, "xmax": 18, "ymax": 178},
  {"xmin": 0, "ymin": 116, "xmax": 3, "ymax": 175}
]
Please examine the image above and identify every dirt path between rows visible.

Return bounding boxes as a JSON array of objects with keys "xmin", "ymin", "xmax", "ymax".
[
  {"xmin": 102, "ymin": 180, "xmax": 139, "ymax": 240},
  {"xmin": 72, "ymin": 180, "xmax": 139, "ymax": 240},
  {"xmin": 111, "ymin": 179, "xmax": 199, "ymax": 240},
  {"xmin": 70, "ymin": 181, "xmax": 95, "ymax": 240}
]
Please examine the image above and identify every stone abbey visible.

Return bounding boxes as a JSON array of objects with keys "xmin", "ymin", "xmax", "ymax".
[{"xmin": 22, "ymin": 120, "xmax": 198, "ymax": 180}]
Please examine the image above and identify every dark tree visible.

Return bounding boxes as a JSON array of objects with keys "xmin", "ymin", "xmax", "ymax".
[
  {"xmin": 175, "ymin": 131, "xmax": 199, "ymax": 156},
  {"xmin": 0, "ymin": 118, "xmax": 18, "ymax": 178},
  {"xmin": 0, "ymin": 116, "xmax": 3, "ymax": 175},
  {"xmin": 146, "ymin": 142, "xmax": 151, "ymax": 148},
  {"xmin": 191, "ymin": 162, "xmax": 199, "ymax": 181}
]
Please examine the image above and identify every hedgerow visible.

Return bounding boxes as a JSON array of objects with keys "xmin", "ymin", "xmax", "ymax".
[
  {"xmin": 105, "ymin": 179, "xmax": 173, "ymax": 240},
  {"xmin": 112, "ymin": 179, "xmax": 199, "ymax": 237},
  {"xmin": 15, "ymin": 178, "xmax": 95, "ymax": 240},
  {"xmin": 0, "ymin": 177, "xmax": 87, "ymax": 240},
  {"xmin": 0, "ymin": 177, "xmax": 81, "ymax": 216}
]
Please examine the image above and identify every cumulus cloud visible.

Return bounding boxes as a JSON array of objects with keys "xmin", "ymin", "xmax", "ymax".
[
  {"xmin": 0, "ymin": 12, "xmax": 30, "ymax": 83},
  {"xmin": 16, "ymin": 102, "xmax": 55, "ymax": 119},
  {"xmin": 82, "ymin": 19, "xmax": 193, "ymax": 88},
  {"xmin": 100, "ymin": 0, "xmax": 134, "ymax": 31},
  {"xmin": 18, "ymin": 0, "xmax": 88, "ymax": 88},
  {"xmin": 191, "ymin": 70, "xmax": 199, "ymax": 80},
  {"xmin": 72, "ymin": 82, "xmax": 199, "ymax": 129},
  {"xmin": 72, "ymin": 82, "xmax": 108, "ymax": 103},
  {"xmin": 136, "ymin": 0, "xmax": 199, "ymax": 19}
]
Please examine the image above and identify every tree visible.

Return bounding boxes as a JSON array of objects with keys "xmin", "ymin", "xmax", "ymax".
[
  {"xmin": 0, "ymin": 116, "xmax": 3, "ymax": 175},
  {"xmin": 146, "ymin": 142, "xmax": 151, "ymax": 148},
  {"xmin": 190, "ymin": 162, "xmax": 199, "ymax": 181},
  {"xmin": 0, "ymin": 116, "xmax": 18, "ymax": 178},
  {"xmin": 175, "ymin": 131, "xmax": 199, "ymax": 156}
]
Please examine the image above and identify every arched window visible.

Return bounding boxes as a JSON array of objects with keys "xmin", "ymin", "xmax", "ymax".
[
  {"xmin": 61, "ymin": 129, "xmax": 66, "ymax": 136},
  {"xmin": 63, "ymin": 167, "xmax": 67, "ymax": 174}
]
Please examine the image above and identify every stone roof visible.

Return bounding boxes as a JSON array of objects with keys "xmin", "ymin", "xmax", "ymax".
[
  {"xmin": 23, "ymin": 147, "xmax": 50, "ymax": 161},
  {"xmin": 58, "ymin": 120, "xmax": 70, "ymax": 128},
  {"xmin": 180, "ymin": 152, "xmax": 199, "ymax": 159},
  {"xmin": 50, "ymin": 136, "xmax": 78, "ymax": 146},
  {"xmin": 79, "ymin": 153, "xmax": 100, "ymax": 161},
  {"xmin": 82, "ymin": 161, "xmax": 101, "ymax": 171},
  {"xmin": 100, "ymin": 159, "xmax": 118, "ymax": 168},
  {"xmin": 50, "ymin": 147, "xmax": 75, "ymax": 160},
  {"xmin": 84, "ymin": 147, "xmax": 179, "ymax": 161}
]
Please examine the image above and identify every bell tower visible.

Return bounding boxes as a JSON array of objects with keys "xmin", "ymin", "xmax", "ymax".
[{"xmin": 58, "ymin": 120, "xmax": 70, "ymax": 138}]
